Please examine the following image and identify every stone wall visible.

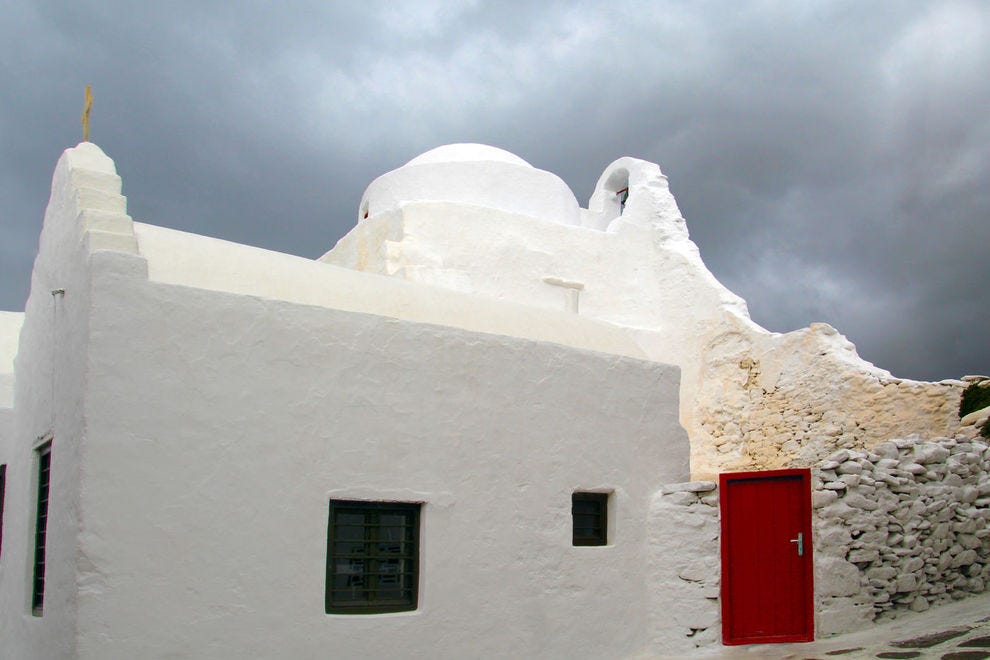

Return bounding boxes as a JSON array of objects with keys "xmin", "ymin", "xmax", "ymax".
[
  {"xmin": 696, "ymin": 323, "xmax": 966, "ymax": 478},
  {"xmin": 648, "ymin": 481, "xmax": 721, "ymax": 651},
  {"xmin": 813, "ymin": 428, "xmax": 990, "ymax": 636}
]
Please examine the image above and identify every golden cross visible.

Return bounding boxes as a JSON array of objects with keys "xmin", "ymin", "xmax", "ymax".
[{"xmin": 81, "ymin": 85, "xmax": 93, "ymax": 142}]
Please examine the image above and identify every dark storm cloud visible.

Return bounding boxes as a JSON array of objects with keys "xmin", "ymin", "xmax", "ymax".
[{"xmin": 1, "ymin": 1, "xmax": 987, "ymax": 381}]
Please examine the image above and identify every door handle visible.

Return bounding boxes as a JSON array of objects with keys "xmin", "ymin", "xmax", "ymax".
[{"xmin": 789, "ymin": 532, "xmax": 804, "ymax": 557}]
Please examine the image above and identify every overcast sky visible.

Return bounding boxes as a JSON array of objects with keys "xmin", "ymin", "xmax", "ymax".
[{"xmin": 1, "ymin": 1, "xmax": 987, "ymax": 382}]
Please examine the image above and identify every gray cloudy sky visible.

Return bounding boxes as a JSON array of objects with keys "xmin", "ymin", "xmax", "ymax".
[{"xmin": 2, "ymin": 1, "xmax": 987, "ymax": 382}]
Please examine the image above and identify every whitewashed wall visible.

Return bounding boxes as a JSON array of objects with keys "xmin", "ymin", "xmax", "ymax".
[
  {"xmin": 0, "ymin": 142, "xmax": 131, "ymax": 659},
  {"xmin": 72, "ymin": 267, "xmax": 688, "ymax": 659},
  {"xmin": 0, "ymin": 311, "xmax": 23, "ymax": 410},
  {"xmin": 2, "ymin": 143, "xmax": 696, "ymax": 659},
  {"xmin": 324, "ymin": 152, "xmax": 964, "ymax": 479}
]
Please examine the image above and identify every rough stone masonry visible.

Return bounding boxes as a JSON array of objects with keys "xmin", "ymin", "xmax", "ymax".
[{"xmin": 813, "ymin": 381, "xmax": 990, "ymax": 637}]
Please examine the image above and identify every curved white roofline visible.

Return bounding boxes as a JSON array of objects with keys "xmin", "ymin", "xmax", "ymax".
[
  {"xmin": 405, "ymin": 143, "xmax": 532, "ymax": 168},
  {"xmin": 358, "ymin": 143, "xmax": 579, "ymax": 226}
]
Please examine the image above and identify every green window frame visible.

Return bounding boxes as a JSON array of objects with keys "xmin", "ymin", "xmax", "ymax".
[
  {"xmin": 572, "ymin": 492, "xmax": 608, "ymax": 546},
  {"xmin": 326, "ymin": 500, "xmax": 420, "ymax": 614},
  {"xmin": 33, "ymin": 443, "xmax": 52, "ymax": 616}
]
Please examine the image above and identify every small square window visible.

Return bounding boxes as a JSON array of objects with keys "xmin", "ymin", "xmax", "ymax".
[
  {"xmin": 572, "ymin": 492, "xmax": 608, "ymax": 546},
  {"xmin": 326, "ymin": 500, "xmax": 420, "ymax": 614}
]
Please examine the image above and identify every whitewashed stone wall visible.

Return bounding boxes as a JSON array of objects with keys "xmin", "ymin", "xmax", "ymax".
[
  {"xmin": 813, "ymin": 421, "xmax": 990, "ymax": 636},
  {"xmin": 648, "ymin": 481, "xmax": 721, "ymax": 651}
]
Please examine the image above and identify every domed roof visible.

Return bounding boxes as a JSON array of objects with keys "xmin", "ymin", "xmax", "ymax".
[{"xmin": 405, "ymin": 143, "xmax": 532, "ymax": 168}]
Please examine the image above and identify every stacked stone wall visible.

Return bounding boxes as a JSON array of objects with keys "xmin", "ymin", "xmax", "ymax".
[{"xmin": 813, "ymin": 433, "xmax": 990, "ymax": 635}]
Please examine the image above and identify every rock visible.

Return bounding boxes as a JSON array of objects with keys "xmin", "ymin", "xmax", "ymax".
[
  {"xmin": 699, "ymin": 491, "xmax": 719, "ymax": 507},
  {"xmin": 664, "ymin": 491, "xmax": 698, "ymax": 506},
  {"xmin": 848, "ymin": 548, "xmax": 880, "ymax": 563},
  {"xmin": 909, "ymin": 595, "xmax": 930, "ymax": 612},
  {"xmin": 839, "ymin": 473, "xmax": 861, "ymax": 487},
  {"xmin": 837, "ymin": 461, "xmax": 864, "ymax": 475},
  {"xmin": 828, "ymin": 449, "xmax": 851, "ymax": 463},
  {"xmin": 818, "ymin": 556, "xmax": 862, "ymax": 597},
  {"xmin": 866, "ymin": 566, "xmax": 898, "ymax": 581},
  {"xmin": 662, "ymin": 481, "xmax": 717, "ymax": 494},
  {"xmin": 960, "ymin": 486, "xmax": 980, "ymax": 503},
  {"xmin": 844, "ymin": 493, "xmax": 880, "ymax": 511},
  {"xmin": 914, "ymin": 445, "xmax": 951, "ymax": 464},
  {"xmin": 817, "ymin": 526, "xmax": 853, "ymax": 548},
  {"xmin": 952, "ymin": 549, "xmax": 978, "ymax": 567},
  {"xmin": 813, "ymin": 490, "xmax": 839, "ymax": 508},
  {"xmin": 961, "ymin": 407, "xmax": 990, "ymax": 427},
  {"xmin": 895, "ymin": 574, "xmax": 918, "ymax": 592},
  {"xmin": 873, "ymin": 442, "xmax": 900, "ymax": 460}
]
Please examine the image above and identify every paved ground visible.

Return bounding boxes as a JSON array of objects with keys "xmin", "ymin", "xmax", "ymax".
[{"xmin": 666, "ymin": 592, "xmax": 990, "ymax": 659}]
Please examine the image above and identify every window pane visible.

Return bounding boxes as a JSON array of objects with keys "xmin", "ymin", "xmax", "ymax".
[{"xmin": 334, "ymin": 524, "xmax": 366, "ymax": 542}]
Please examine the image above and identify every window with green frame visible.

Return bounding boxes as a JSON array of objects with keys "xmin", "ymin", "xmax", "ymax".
[
  {"xmin": 33, "ymin": 443, "xmax": 52, "ymax": 616},
  {"xmin": 325, "ymin": 500, "xmax": 420, "ymax": 614}
]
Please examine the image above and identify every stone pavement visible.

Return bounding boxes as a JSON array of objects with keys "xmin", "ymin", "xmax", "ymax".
[{"xmin": 662, "ymin": 591, "xmax": 990, "ymax": 659}]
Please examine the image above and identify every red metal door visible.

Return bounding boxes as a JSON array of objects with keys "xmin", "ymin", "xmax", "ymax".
[{"xmin": 720, "ymin": 468, "xmax": 814, "ymax": 645}]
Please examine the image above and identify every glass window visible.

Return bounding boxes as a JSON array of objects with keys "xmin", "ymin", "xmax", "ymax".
[{"xmin": 326, "ymin": 500, "xmax": 419, "ymax": 614}]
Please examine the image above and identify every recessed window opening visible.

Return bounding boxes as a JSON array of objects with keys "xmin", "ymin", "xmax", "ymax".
[
  {"xmin": 326, "ymin": 500, "xmax": 420, "ymax": 614},
  {"xmin": 602, "ymin": 168, "xmax": 630, "ymax": 219},
  {"xmin": 0, "ymin": 464, "xmax": 6, "ymax": 558},
  {"xmin": 32, "ymin": 443, "xmax": 52, "ymax": 616},
  {"xmin": 616, "ymin": 187, "xmax": 629, "ymax": 214},
  {"xmin": 572, "ymin": 492, "xmax": 608, "ymax": 546}
]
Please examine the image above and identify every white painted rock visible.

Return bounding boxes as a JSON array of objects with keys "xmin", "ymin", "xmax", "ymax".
[{"xmin": 961, "ymin": 406, "xmax": 990, "ymax": 427}]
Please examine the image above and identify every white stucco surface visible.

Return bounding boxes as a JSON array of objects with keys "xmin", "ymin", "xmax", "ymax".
[
  {"xmin": 0, "ymin": 141, "xmax": 131, "ymax": 659},
  {"xmin": 358, "ymin": 142, "xmax": 581, "ymax": 227},
  {"xmin": 2, "ymin": 140, "xmax": 981, "ymax": 656},
  {"xmin": 74, "ymin": 269, "xmax": 688, "ymax": 659},
  {"xmin": 1, "ymin": 143, "xmax": 700, "ymax": 658},
  {"xmin": 324, "ymin": 148, "xmax": 964, "ymax": 479},
  {"xmin": 405, "ymin": 143, "xmax": 532, "ymax": 167},
  {"xmin": 132, "ymin": 223, "xmax": 650, "ymax": 363},
  {"xmin": 0, "ymin": 311, "xmax": 24, "ymax": 408}
]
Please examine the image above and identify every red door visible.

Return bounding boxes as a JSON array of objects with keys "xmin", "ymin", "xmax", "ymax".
[{"xmin": 720, "ymin": 468, "xmax": 814, "ymax": 645}]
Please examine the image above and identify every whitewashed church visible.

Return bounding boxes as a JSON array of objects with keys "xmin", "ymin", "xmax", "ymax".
[{"xmin": 0, "ymin": 142, "xmax": 985, "ymax": 658}]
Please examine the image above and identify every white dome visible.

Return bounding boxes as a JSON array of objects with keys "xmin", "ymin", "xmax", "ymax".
[
  {"xmin": 357, "ymin": 143, "xmax": 580, "ymax": 227},
  {"xmin": 405, "ymin": 143, "xmax": 532, "ymax": 168}
]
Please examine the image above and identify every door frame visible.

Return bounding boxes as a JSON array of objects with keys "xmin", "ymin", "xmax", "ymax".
[{"xmin": 719, "ymin": 468, "xmax": 815, "ymax": 645}]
